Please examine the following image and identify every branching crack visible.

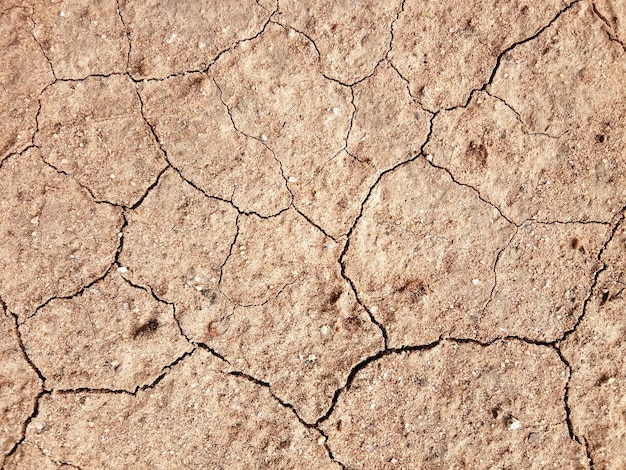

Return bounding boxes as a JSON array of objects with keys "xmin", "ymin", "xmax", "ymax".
[{"xmin": 228, "ymin": 370, "xmax": 345, "ymax": 467}]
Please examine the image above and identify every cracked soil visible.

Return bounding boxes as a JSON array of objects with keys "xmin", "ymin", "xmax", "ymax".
[{"xmin": 1, "ymin": 0, "xmax": 626, "ymax": 468}]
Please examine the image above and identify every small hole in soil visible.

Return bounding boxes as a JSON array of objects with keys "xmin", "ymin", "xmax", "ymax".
[{"xmin": 133, "ymin": 319, "xmax": 159, "ymax": 339}]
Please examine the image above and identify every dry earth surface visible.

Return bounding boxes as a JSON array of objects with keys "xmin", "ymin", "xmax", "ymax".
[{"xmin": 1, "ymin": 0, "xmax": 626, "ymax": 468}]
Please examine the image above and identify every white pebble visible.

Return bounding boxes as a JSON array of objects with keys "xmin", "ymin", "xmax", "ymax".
[
  {"xmin": 261, "ymin": 134, "xmax": 268, "ymax": 141},
  {"xmin": 288, "ymin": 176, "xmax": 297, "ymax": 183},
  {"xmin": 472, "ymin": 278, "xmax": 479, "ymax": 285},
  {"xmin": 321, "ymin": 325, "xmax": 330, "ymax": 334},
  {"xmin": 59, "ymin": 10, "xmax": 65, "ymax": 17},
  {"xmin": 109, "ymin": 173, "xmax": 115, "ymax": 179},
  {"xmin": 117, "ymin": 266, "xmax": 128, "ymax": 273},
  {"xmin": 332, "ymin": 107, "xmax": 340, "ymax": 114},
  {"xmin": 508, "ymin": 420, "xmax": 521, "ymax": 430}
]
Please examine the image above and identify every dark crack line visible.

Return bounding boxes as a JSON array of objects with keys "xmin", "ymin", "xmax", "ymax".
[
  {"xmin": 2, "ymin": 389, "xmax": 50, "ymax": 467},
  {"xmin": 424, "ymin": 154, "xmax": 516, "ymax": 226},
  {"xmin": 218, "ymin": 213, "xmax": 240, "ymax": 287},
  {"xmin": 114, "ymin": 0, "xmax": 132, "ymax": 73},
  {"xmin": 195, "ymin": 342, "xmax": 230, "ymax": 364},
  {"xmin": 22, "ymin": 210, "xmax": 125, "ymax": 324},
  {"xmin": 552, "ymin": 346, "xmax": 582, "ymax": 447},
  {"xmin": 556, "ymin": 210, "xmax": 623, "ymax": 344},
  {"xmin": 56, "ymin": 349, "xmax": 197, "ymax": 397},
  {"xmin": 135, "ymin": 80, "xmax": 291, "ymax": 219},
  {"xmin": 316, "ymin": 337, "xmax": 442, "ymax": 425},
  {"xmin": 337, "ymin": 112, "xmax": 438, "ymax": 350},
  {"xmin": 291, "ymin": 205, "xmax": 337, "ymax": 241},
  {"xmin": 446, "ymin": 0, "xmax": 582, "ymax": 112},
  {"xmin": 10, "ymin": 312, "xmax": 46, "ymax": 383},
  {"xmin": 130, "ymin": 5, "xmax": 277, "ymax": 82},
  {"xmin": 228, "ymin": 369, "xmax": 345, "ymax": 467}
]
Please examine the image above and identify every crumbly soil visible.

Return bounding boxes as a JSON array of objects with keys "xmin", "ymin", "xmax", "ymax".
[{"xmin": 1, "ymin": 1, "xmax": 625, "ymax": 469}]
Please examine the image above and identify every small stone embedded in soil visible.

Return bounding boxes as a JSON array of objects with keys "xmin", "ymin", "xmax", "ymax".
[
  {"xmin": 20, "ymin": 349, "xmax": 338, "ymax": 469},
  {"xmin": 138, "ymin": 73, "xmax": 290, "ymax": 216},
  {"xmin": 0, "ymin": 8, "xmax": 54, "ymax": 161},
  {"xmin": 389, "ymin": 0, "xmax": 564, "ymax": 110},
  {"xmin": 120, "ymin": 169, "xmax": 238, "ymax": 334},
  {"xmin": 0, "ymin": 312, "xmax": 42, "ymax": 462},
  {"xmin": 35, "ymin": 75, "xmax": 167, "ymax": 207},
  {"xmin": 0, "ymin": 148, "xmax": 122, "ymax": 319},
  {"xmin": 279, "ymin": 0, "xmax": 401, "ymax": 84},
  {"xmin": 321, "ymin": 340, "xmax": 588, "ymax": 469},
  {"xmin": 31, "ymin": 0, "xmax": 128, "ymax": 79},
  {"xmin": 120, "ymin": 0, "xmax": 270, "ymax": 79},
  {"xmin": 20, "ymin": 272, "xmax": 191, "ymax": 391},
  {"xmin": 479, "ymin": 222, "xmax": 608, "ymax": 342},
  {"xmin": 344, "ymin": 156, "xmax": 514, "ymax": 347},
  {"xmin": 561, "ymin": 220, "xmax": 626, "ymax": 469}
]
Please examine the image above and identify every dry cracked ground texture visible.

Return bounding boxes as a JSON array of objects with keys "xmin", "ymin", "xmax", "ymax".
[{"xmin": 1, "ymin": 0, "xmax": 626, "ymax": 468}]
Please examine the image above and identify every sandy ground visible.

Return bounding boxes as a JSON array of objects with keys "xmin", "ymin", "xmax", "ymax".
[{"xmin": 1, "ymin": 0, "xmax": 626, "ymax": 468}]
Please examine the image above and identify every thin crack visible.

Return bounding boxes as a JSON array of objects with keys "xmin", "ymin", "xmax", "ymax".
[
  {"xmin": 2, "ymin": 389, "xmax": 50, "ymax": 466},
  {"xmin": 22, "ymin": 206, "xmax": 125, "ymax": 324},
  {"xmin": 56, "ymin": 349, "xmax": 196, "ymax": 396},
  {"xmin": 591, "ymin": 1, "xmax": 626, "ymax": 52},
  {"xmin": 135, "ymin": 80, "xmax": 290, "ymax": 219},
  {"xmin": 129, "ymin": 5, "xmax": 277, "ymax": 82},
  {"xmin": 423, "ymin": 153, "xmax": 516, "ymax": 226},
  {"xmin": 211, "ymin": 75, "xmax": 294, "ymax": 215},
  {"xmin": 227, "ymin": 369, "xmax": 344, "ymax": 466},
  {"xmin": 477, "ymin": 224, "xmax": 519, "ymax": 327},
  {"xmin": 337, "ymin": 112, "xmax": 437, "ymax": 349},
  {"xmin": 484, "ymin": 89, "xmax": 568, "ymax": 139},
  {"xmin": 118, "ymin": 274, "xmax": 192, "ymax": 344},
  {"xmin": 39, "ymin": 156, "xmax": 125, "ymax": 209},
  {"xmin": 114, "ymin": 0, "xmax": 132, "ymax": 73},
  {"xmin": 556, "ymin": 211, "xmax": 623, "ymax": 344},
  {"xmin": 26, "ymin": 11, "xmax": 57, "ymax": 81}
]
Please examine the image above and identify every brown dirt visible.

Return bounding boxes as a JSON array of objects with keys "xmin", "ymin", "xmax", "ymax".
[{"xmin": 1, "ymin": 0, "xmax": 625, "ymax": 468}]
